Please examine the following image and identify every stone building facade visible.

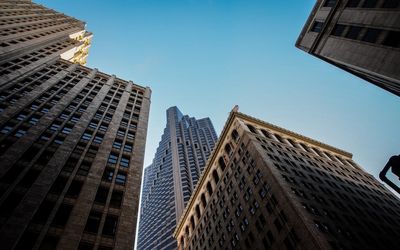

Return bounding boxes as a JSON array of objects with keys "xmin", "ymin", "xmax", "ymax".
[
  {"xmin": 0, "ymin": 1, "xmax": 151, "ymax": 249},
  {"xmin": 138, "ymin": 107, "xmax": 217, "ymax": 250},
  {"xmin": 296, "ymin": 0, "xmax": 400, "ymax": 96},
  {"xmin": 174, "ymin": 107, "xmax": 400, "ymax": 249}
]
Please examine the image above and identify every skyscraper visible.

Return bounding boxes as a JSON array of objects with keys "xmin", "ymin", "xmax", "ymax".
[
  {"xmin": 175, "ymin": 107, "xmax": 400, "ymax": 249},
  {"xmin": 296, "ymin": 0, "xmax": 400, "ymax": 97},
  {"xmin": 138, "ymin": 107, "xmax": 217, "ymax": 250},
  {"xmin": 0, "ymin": 1, "xmax": 151, "ymax": 249}
]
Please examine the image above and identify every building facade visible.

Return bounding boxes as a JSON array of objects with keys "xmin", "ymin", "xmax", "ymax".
[
  {"xmin": 175, "ymin": 107, "xmax": 400, "ymax": 250},
  {"xmin": 296, "ymin": 0, "xmax": 400, "ymax": 96},
  {"xmin": 138, "ymin": 107, "xmax": 217, "ymax": 250},
  {"xmin": 0, "ymin": 1, "xmax": 151, "ymax": 250}
]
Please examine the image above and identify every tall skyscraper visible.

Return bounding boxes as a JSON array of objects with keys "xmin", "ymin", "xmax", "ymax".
[
  {"xmin": 0, "ymin": 1, "xmax": 151, "ymax": 249},
  {"xmin": 296, "ymin": 0, "xmax": 400, "ymax": 97},
  {"xmin": 175, "ymin": 107, "xmax": 400, "ymax": 249},
  {"xmin": 138, "ymin": 107, "xmax": 217, "ymax": 250}
]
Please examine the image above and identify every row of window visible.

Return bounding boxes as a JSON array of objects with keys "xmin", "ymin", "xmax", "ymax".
[
  {"xmin": 323, "ymin": 0, "xmax": 399, "ymax": 8},
  {"xmin": 331, "ymin": 23, "xmax": 400, "ymax": 48}
]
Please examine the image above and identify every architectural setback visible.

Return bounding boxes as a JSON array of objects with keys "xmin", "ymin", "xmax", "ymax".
[
  {"xmin": 174, "ymin": 107, "xmax": 400, "ymax": 250},
  {"xmin": 138, "ymin": 107, "xmax": 217, "ymax": 250},
  {"xmin": 296, "ymin": 0, "xmax": 400, "ymax": 96},
  {"xmin": 0, "ymin": 1, "xmax": 151, "ymax": 249}
]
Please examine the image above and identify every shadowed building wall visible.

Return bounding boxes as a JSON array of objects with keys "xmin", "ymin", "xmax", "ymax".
[
  {"xmin": 0, "ymin": 1, "xmax": 151, "ymax": 249},
  {"xmin": 175, "ymin": 107, "xmax": 400, "ymax": 250},
  {"xmin": 296, "ymin": 0, "xmax": 400, "ymax": 96}
]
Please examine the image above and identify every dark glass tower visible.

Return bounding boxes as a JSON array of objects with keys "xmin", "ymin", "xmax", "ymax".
[{"xmin": 138, "ymin": 107, "xmax": 217, "ymax": 250}]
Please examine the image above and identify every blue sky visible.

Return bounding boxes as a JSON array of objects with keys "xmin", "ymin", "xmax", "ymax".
[{"xmin": 36, "ymin": 0, "xmax": 400, "ymax": 184}]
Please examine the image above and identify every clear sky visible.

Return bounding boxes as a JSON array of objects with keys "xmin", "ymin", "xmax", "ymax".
[{"xmin": 36, "ymin": 0, "xmax": 399, "ymax": 187}]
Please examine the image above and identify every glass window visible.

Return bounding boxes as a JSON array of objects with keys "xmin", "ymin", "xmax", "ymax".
[
  {"xmin": 84, "ymin": 211, "xmax": 102, "ymax": 233},
  {"xmin": 362, "ymin": 28, "xmax": 381, "ymax": 43},
  {"xmin": 120, "ymin": 157, "xmax": 130, "ymax": 168},
  {"xmin": 323, "ymin": 0, "xmax": 336, "ymax": 7},
  {"xmin": 108, "ymin": 153, "xmax": 118, "ymax": 164},
  {"xmin": 345, "ymin": 26, "xmax": 362, "ymax": 40},
  {"xmin": 331, "ymin": 24, "xmax": 346, "ymax": 37},
  {"xmin": 115, "ymin": 172, "xmax": 126, "ymax": 185},
  {"xmin": 102, "ymin": 168, "xmax": 114, "ymax": 182},
  {"xmin": 310, "ymin": 21, "xmax": 324, "ymax": 33},
  {"xmin": 346, "ymin": 0, "xmax": 361, "ymax": 7},
  {"xmin": 110, "ymin": 191, "xmax": 123, "ymax": 208},
  {"xmin": 102, "ymin": 215, "xmax": 118, "ymax": 236}
]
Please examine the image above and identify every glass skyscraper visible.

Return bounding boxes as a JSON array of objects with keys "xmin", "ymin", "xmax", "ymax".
[{"xmin": 138, "ymin": 107, "xmax": 217, "ymax": 250}]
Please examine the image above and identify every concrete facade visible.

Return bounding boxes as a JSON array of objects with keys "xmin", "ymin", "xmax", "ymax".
[
  {"xmin": 175, "ymin": 108, "xmax": 400, "ymax": 249},
  {"xmin": 138, "ymin": 107, "xmax": 217, "ymax": 250},
  {"xmin": 0, "ymin": 1, "xmax": 151, "ymax": 249},
  {"xmin": 296, "ymin": 0, "xmax": 400, "ymax": 96}
]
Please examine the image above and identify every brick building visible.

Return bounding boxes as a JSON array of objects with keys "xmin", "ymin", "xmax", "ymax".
[{"xmin": 0, "ymin": 1, "xmax": 151, "ymax": 249}]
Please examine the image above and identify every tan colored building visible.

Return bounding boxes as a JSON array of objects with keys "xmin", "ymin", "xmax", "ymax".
[
  {"xmin": 174, "ymin": 107, "xmax": 400, "ymax": 249},
  {"xmin": 0, "ymin": 1, "xmax": 151, "ymax": 249},
  {"xmin": 296, "ymin": 0, "xmax": 400, "ymax": 96}
]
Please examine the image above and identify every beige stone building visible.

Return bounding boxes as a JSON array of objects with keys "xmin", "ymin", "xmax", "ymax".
[
  {"xmin": 296, "ymin": 0, "xmax": 400, "ymax": 96},
  {"xmin": 174, "ymin": 107, "xmax": 400, "ymax": 249},
  {"xmin": 0, "ymin": 1, "xmax": 151, "ymax": 249}
]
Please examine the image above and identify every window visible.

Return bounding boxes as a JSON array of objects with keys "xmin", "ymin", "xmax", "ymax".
[
  {"xmin": 383, "ymin": 31, "xmax": 400, "ymax": 48},
  {"xmin": 218, "ymin": 157, "xmax": 226, "ymax": 171},
  {"xmin": 115, "ymin": 172, "xmax": 127, "ymax": 185},
  {"xmin": 84, "ymin": 211, "xmax": 102, "ymax": 233},
  {"xmin": 93, "ymin": 134, "xmax": 103, "ymax": 144},
  {"xmin": 311, "ymin": 21, "xmax": 324, "ymax": 33},
  {"xmin": 110, "ymin": 191, "xmax": 123, "ymax": 208},
  {"xmin": 102, "ymin": 168, "xmax": 114, "ymax": 182},
  {"xmin": 224, "ymin": 144, "xmax": 232, "ymax": 155},
  {"xmin": 362, "ymin": 0, "xmax": 378, "ymax": 8},
  {"xmin": 108, "ymin": 153, "xmax": 118, "ymax": 164},
  {"xmin": 62, "ymin": 126, "xmax": 72, "ymax": 134},
  {"xmin": 231, "ymin": 129, "xmax": 239, "ymax": 142},
  {"xmin": 102, "ymin": 215, "xmax": 118, "ymax": 236},
  {"xmin": 112, "ymin": 140, "xmax": 122, "ymax": 149},
  {"xmin": 32, "ymin": 200, "xmax": 55, "ymax": 224},
  {"xmin": 117, "ymin": 129, "xmax": 125, "ymax": 137},
  {"xmin": 323, "ymin": 0, "xmax": 336, "ymax": 7},
  {"xmin": 77, "ymin": 161, "xmax": 92, "ymax": 176},
  {"xmin": 49, "ymin": 176, "xmax": 68, "ymax": 194},
  {"xmin": 346, "ymin": 0, "xmax": 361, "ymax": 7},
  {"xmin": 382, "ymin": 0, "xmax": 399, "ymax": 8},
  {"xmin": 345, "ymin": 26, "xmax": 362, "ymax": 39},
  {"xmin": 201, "ymin": 194, "xmax": 207, "ymax": 208},
  {"xmin": 246, "ymin": 124, "xmax": 258, "ymax": 134},
  {"xmin": 331, "ymin": 24, "xmax": 346, "ymax": 37},
  {"xmin": 127, "ymin": 132, "xmax": 135, "ymax": 140},
  {"xmin": 81, "ymin": 132, "xmax": 92, "ymax": 141},
  {"xmin": 123, "ymin": 143, "xmax": 133, "ymax": 152},
  {"xmin": 120, "ymin": 156, "xmax": 130, "ymax": 168},
  {"xmin": 212, "ymin": 170, "xmax": 220, "ymax": 184},
  {"xmin": 51, "ymin": 204, "xmax": 73, "ymax": 227},
  {"xmin": 66, "ymin": 180, "xmax": 83, "ymax": 198},
  {"xmin": 206, "ymin": 182, "xmax": 213, "ymax": 196},
  {"xmin": 14, "ymin": 129, "xmax": 27, "ymax": 138},
  {"xmin": 95, "ymin": 186, "xmax": 109, "ymax": 204},
  {"xmin": 29, "ymin": 116, "xmax": 40, "ymax": 125},
  {"xmin": 362, "ymin": 28, "xmax": 381, "ymax": 43}
]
